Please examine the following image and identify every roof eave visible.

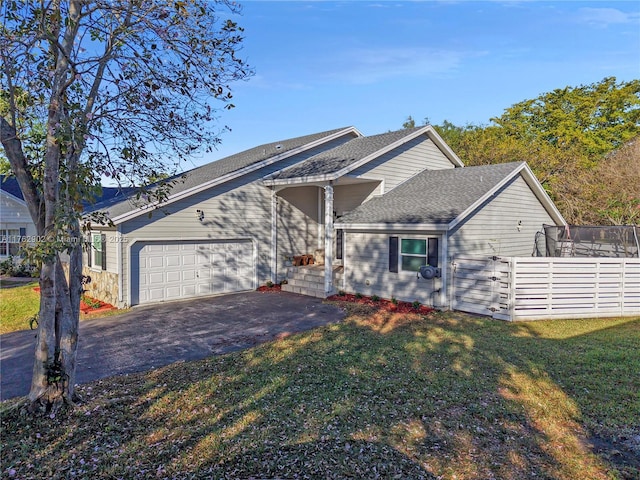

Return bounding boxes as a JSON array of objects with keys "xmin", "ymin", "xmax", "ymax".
[
  {"xmin": 0, "ymin": 189, "xmax": 27, "ymax": 206},
  {"xmin": 332, "ymin": 125, "xmax": 464, "ymax": 179},
  {"xmin": 110, "ymin": 126, "xmax": 361, "ymax": 224},
  {"xmin": 336, "ymin": 222, "xmax": 450, "ymax": 231}
]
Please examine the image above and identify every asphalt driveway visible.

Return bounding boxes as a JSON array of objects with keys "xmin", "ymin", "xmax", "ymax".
[{"xmin": 0, "ymin": 291, "xmax": 345, "ymax": 401}]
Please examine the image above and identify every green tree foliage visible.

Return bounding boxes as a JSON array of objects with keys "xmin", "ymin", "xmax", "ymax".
[
  {"xmin": 493, "ymin": 77, "xmax": 640, "ymax": 159},
  {"xmin": 1, "ymin": 0, "xmax": 251, "ymax": 414},
  {"xmin": 416, "ymin": 77, "xmax": 640, "ymax": 225}
]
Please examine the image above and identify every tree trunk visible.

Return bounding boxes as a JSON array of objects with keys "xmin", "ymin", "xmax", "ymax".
[
  {"xmin": 27, "ymin": 248, "xmax": 82, "ymax": 413},
  {"xmin": 28, "ymin": 260, "xmax": 60, "ymax": 412}
]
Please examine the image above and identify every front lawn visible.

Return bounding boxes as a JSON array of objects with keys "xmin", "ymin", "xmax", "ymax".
[
  {"xmin": 0, "ymin": 282, "xmax": 39, "ymax": 334},
  {"xmin": 2, "ymin": 306, "xmax": 638, "ymax": 479}
]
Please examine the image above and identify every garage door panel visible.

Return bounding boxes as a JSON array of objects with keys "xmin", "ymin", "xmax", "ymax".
[
  {"xmin": 148, "ymin": 288, "xmax": 166, "ymax": 301},
  {"xmin": 166, "ymin": 271, "xmax": 181, "ymax": 282},
  {"xmin": 183, "ymin": 285, "xmax": 196, "ymax": 297},
  {"xmin": 148, "ymin": 256, "xmax": 165, "ymax": 269},
  {"xmin": 165, "ymin": 286, "xmax": 181, "ymax": 299},
  {"xmin": 149, "ymin": 272, "xmax": 165, "ymax": 284},
  {"xmin": 182, "ymin": 270, "xmax": 196, "ymax": 281},
  {"xmin": 166, "ymin": 255, "xmax": 181, "ymax": 267},
  {"xmin": 137, "ymin": 241, "xmax": 254, "ymax": 305},
  {"xmin": 182, "ymin": 254, "xmax": 196, "ymax": 266}
]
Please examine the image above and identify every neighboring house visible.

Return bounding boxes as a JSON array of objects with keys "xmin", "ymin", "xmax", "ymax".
[
  {"xmin": 0, "ymin": 176, "xmax": 37, "ymax": 261},
  {"xmin": 83, "ymin": 125, "xmax": 565, "ymax": 309}
]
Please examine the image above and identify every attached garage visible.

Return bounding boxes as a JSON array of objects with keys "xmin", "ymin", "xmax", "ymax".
[{"xmin": 131, "ymin": 240, "xmax": 255, "ymax": 305}]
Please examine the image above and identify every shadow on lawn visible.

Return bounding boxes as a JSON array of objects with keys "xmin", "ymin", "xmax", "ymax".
[{"xmin": 2, "ymin": 309, "xmax": 638, "ymax": 479}]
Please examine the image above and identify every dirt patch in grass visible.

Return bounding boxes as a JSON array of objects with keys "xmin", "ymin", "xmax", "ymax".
[{"xmin": 2, "ymin": 312, "xmax": 638, "ymax": 479}]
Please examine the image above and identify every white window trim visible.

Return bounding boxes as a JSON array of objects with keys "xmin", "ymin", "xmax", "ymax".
[
  {"xmin": 0, "ymin": 227, "xmax": 23, "ymax": 257},
  {"xmin": 398, "ymin": 236, "xmax": 439, "ymax": 273},
  {"xmin": 90, "ymin": 232, "xmax": 103, "ymax": 271}
]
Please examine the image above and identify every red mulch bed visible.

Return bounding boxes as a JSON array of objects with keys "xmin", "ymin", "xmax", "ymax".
[
  {"xmin": 80, "ymin": 297, "xmax": 117, "ymax": 315},
  {"xmin": 33, "ymin": 287, "xmax": 116, "ymax": 314},
  {"xmin": 257, "ymin": 284, "xmax": 282, "ymax": 292},
  {"xmin": 327, "ymin": 293, "xmax": 434, "ymax": 315}
]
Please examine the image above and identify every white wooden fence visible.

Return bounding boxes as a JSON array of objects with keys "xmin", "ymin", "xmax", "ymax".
[{"xmin": 452, "ymin": 256, "xmax": 640, "ymax": 321}]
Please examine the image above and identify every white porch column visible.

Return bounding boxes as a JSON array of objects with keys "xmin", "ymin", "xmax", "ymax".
[
  {"xmin": 270, "ymin": 188, "xmax": 277, "ymax": 284},
  {"xmin": 324, "ymin": 182, "xmax": 334, "ymax": 295}
]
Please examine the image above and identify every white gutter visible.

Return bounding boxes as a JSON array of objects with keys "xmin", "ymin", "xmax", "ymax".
[
  {"xmin": 111, "ymin": 127, "xmax": 362, "ymax": 225},
  {"xmin": 337, "ymin": 223, "xmax": 450, "ymax": 231}
]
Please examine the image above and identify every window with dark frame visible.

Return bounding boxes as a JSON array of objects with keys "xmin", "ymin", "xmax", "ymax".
[{"xmin": 389, "ymin": 236, "xmax": 439, "ymax": 272}]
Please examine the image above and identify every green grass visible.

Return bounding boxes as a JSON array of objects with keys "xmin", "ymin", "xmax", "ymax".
[
  {"xmin": 0, "ymin": 285, "xmax": 129, "ymax": 334},
  {"xmin": 2, "ymin": 306, "xmax": 639, "ymax": 479},
  {"xmin": 0, "ymin": 282, "xmax": 39, "ymax": 334}
]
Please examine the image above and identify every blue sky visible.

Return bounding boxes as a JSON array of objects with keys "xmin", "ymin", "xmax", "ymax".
[{"xmin": 188, "ymin": 0, "xmax": 640, "ymax": 168}]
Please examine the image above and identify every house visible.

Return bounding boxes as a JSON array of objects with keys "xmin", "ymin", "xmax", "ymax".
[
  {"xmin": 83, "ymin": 125, "xmax": 565, "ymax": 309},
  {"xmin": 0, "ymin": 176, "xmax": 37, "ymax": 261}
]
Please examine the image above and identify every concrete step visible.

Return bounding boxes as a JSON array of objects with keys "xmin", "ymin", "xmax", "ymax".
[{"xmin": 281, "ymin": 283, "xmax": 328, "ymax": 298}]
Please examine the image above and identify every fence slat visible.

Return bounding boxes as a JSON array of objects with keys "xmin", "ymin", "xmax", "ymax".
[{"xmin": 452, "ymin": 255, "xmax": 640, "ymax": 321}]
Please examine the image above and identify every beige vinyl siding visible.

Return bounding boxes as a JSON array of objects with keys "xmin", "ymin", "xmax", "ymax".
[
  {"xmin": 448, "ymin": 175, "xmax": 556, "ymax": 258},
  {"xmin": 349, "ymin": 135, "xmax": 455, "ymax": 193},
  {"xmin": 277, "ymin": 186, "xmax": 320, "ymax": 274},
  {"xmin": 334, "ymin": 181, "xmax": 381, "ymax": 217},
  {"xmin": 343, "ymin": 230, "xmax": 444, "ymax": 306}
]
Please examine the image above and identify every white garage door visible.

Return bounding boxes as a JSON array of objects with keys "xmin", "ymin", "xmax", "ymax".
[{"xmin": 137, "ymin": 241, "xmax": 254, "ymax": 304}]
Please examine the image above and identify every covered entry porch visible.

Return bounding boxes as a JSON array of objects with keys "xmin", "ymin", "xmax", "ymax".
[{"xmin": 268, "ymin": 178, "xmax": 380, "ymax": 297}]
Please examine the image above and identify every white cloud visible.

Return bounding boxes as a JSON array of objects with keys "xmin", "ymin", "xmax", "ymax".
[
  {"xmin": 576, "ymin": 7, "xmax": 640, "ymax": 27},
  {"xmin": 321, "ymin": 47, "xmax": 483, "ymax": 84}
]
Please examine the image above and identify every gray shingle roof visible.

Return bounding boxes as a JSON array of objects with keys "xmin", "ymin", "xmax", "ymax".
[
  {"xmin": 0, "ymin": 175, "xmax": 24, "ymax": 200},
  {"xmin": 90, "ymin": 127, "xmax": 352, "ymax": 218},
  {"xmin": 268, "ymin": 127, "xmax": 425, "ymax": 180},
  {"xmin": 336, "ymin": 162, "xmax": 525, "ymax": 225}
]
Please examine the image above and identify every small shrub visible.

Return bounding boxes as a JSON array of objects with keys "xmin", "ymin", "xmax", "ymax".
[
  {"xmin": 355, "ymin": 292, "xmax": 363, "ymax": 299},
  {"xmin": 412, "ymin": 300, "xmax": 421, "ymax": 310},
  {"xmin": 81, "ymin": 295, "xmax": 102, "ymax": 309},
  {"xmin": 391, "ymin": 297, "xmax": 398, "ymax": 305},
  {"xmin": 337, "ymin": 290, "xmax": 346, "ymax": 296},
  {"xmin": 371, "ymin": 295, "xmax": 380, "ymax": 302},
  {"xmin": 266, "ymin": 281, "xmax": 274, "ymax": 288},
  {"xmin": 0, "ymin": 256, "xmax": 38, "ymax": 277},
  {"xmin": 0, "ymin": 257, "xmax": 15, "ymax": 275},
  {"xmin": 280, "ymin": 279, "xmax": 288, "ymax": 285}
]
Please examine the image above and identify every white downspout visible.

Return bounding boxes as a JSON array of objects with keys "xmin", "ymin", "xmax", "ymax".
[
  {"xmin": 271, "ymin": 188, "xmax": 278, "ymax": 284},
  {"xmin": 117, "ymin": 225, "xmax": 123, "ymax": 305},
  {"xmin": 317, "ymin": 187, "xmax": 323, "ymax": 249}
]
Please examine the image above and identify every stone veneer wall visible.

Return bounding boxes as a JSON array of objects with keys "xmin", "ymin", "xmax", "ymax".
[
  {"xmin": 81, "ymin": 266, "xmax": 119, "ymax": 307},
  {"xmin": 62, "ymin": 263, "xmax": 120, "ymax": 307}
]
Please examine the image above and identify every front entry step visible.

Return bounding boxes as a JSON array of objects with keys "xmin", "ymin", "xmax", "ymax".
[{"xmin": 281, "ymin": 265, "xmax": 343, "ymax": 299}]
